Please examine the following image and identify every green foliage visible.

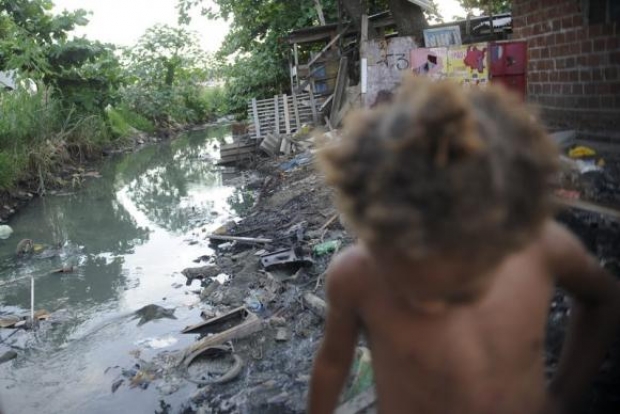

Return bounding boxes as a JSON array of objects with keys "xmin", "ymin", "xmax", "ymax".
[
  {"xmin": 121, "ymin": 24, "xmax": 218, "ymax": 126},
  {"xmin": 178, "ymin": 0, "xmax": 442, "ymax": 116},
  {"xmin": 458, "ymin": 0, "xmax": 511, "ymax": 15},
  {"xmin": 0, "ymin": 84, "xmax": 116, "ymax": 191},
  {"xmin": 200, "ymin": 85, "xmax": 228, "ymax": 117},
  {"xmin": 114, "ymin": 106, "xmax": 156, "ymax": 133},
  {"xmin": 106, "ymin": 108, "xmax": 133, "ymax": 137},
  {"xmin": 0, "ymin": 0, "xmax": 123, "ymax": 114},
  {"xmin": 178, "ymin": 0, "xmax": 340, "ymax": 116}
]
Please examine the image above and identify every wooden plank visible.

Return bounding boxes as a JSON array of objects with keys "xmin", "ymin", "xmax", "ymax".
[
  {"xmin": 330, "ymin": 56, "xmax": 349, "ymax": 127},
  {"xmin": 360, "ymin": 14, "xmax": 369, "ymax": 103},
  {"xmin": 251, "ymin": 98, "xmax": 261, "ymax": 139},
  {"xmin": 308, "ymin": 88, "xmax": 319, "ymax": 125},
  {"xmin": 294, "ymin": 43, "xmax": 300, "ymax": 88},
  {"xmin": 293, "ymin": 92, "xmax": 301, "ymax": 131},
  {"xmin": 307, "ymin": 26, "xmax": 348, "ymax": 68},
  {"xmin": 283, "ymin": 94, "xmax": 292, "ymax": 135},
  {"xmin": 319, "ymin": 94, "xmax": 334, "ymax": 112},
  {"xmin": 554, "ymin": 197, "xmax": 620, "ymax": 220},
  {"xmin": 279, "ymin": 133, "xmax": 288, "ymax": 154},
  {"xmin": 206, "ymin": 235, "xmax": 273, "ymax": 244}
]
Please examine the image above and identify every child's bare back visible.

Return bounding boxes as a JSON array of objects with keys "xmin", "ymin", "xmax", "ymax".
[{"xmin": 308, "ymin": 78, "xmax": 620, "ymax": 414}]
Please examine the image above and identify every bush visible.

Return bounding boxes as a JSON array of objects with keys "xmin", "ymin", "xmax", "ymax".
[{"xmin": 0, "ymin": 85, "xmax": 118, "ymax": 191}]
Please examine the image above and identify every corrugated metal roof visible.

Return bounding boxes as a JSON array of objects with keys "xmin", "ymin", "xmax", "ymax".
[
  {"xmin": 473, "ymin": 16, "xmax": 512, "ymax": 31},
  {"xmin": 406, "ymin": 0, "xmax": 434, "ymax": 13}
]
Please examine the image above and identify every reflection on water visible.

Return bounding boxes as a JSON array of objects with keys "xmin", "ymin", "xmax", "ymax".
[{"xmin": 0, "ymin": 125, "xmax": 247, "ymax": 414}]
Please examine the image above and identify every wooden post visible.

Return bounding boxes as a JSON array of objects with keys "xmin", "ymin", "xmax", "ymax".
[
  {"xmin": 274, "ymin": 95, "xmax": 280, "ymax": 135},
  {"xmin": 294, "ymin": 43, "xmax": 300, "ymax": 88},
  {"xmin": 308, "ymin": 88, "xmax": 319, "ymax": 126},
  {"xmin": 292, "ymin": 94, "xmax": 301, "ymax": 131},
  {"xmin": 283, "ymin": 94, "xmax": 292, "ymax": 135},
  {"xmin": 360, "ymin": 15, "xmax": 369, "ymax": 106},
  {"xmin": 330, "ymin": 56, "xmax": 349, "ymax": 127},
  {"xmin": 251, "ymin": 98, "xmax": 261, "ymax": 139}
]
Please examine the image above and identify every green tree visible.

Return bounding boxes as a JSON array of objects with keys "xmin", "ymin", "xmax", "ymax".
[
  {"xmin": 458, "ymin": 0, "xmax": 511, "ymax": 15},
  {"xmin": 121, "ymin": 24, "xmax": 216, "ymax": 126},
  {"xmin": 178, "ymin": 0, "xmax": 441, "ymax": 116},
  {"xmin": 178, "ymin": 0, "xmax": 340, "ymax": 115},
  {"xmin": 0, "ymin": 0, "xmax": 123, "ymax": 112}
]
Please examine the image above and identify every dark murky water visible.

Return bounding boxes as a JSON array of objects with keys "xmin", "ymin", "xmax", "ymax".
[{"xmin": 0, "ymin": 126, "xmax": 252, "ymax": 413}]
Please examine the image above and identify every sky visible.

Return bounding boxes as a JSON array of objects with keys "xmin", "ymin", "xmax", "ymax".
[{"xmin": 52, "ymin": 0, "xmax": 467, "ymax": 53}]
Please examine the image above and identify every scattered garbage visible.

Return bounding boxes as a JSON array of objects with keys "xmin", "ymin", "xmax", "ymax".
[
  {"xmin": 135, "ymin": 335, "xmax": 178, "ymax": 350},
  {"xmin": 133, "ymin": 304, "xmax": 177, "ymax": 326},
  {"xmin": 182, "ymin": 265, "xmax": 221, "ymax": 286},
  {"xmin": 313, "ymin": 240, "xmax": 342, "ymax": 256},
  {"xmin": 51, "ymin": 265, "xmax": 75, "ymax": 274},
  {"xmin": 260, "ymin": 248, "xmax": 313, "ymax": 271},
  {"xmin": 181, "ymin": 307, "xmax": 263, "ymax": 362},
  {"xmin": 184, "ymin": 345, "xmax": 244, "ymax": 385},
  {"xmin": 278, "ymin": 152, "xmax": 314, "ymax": 172},
  {"xmin": 569, "ymin": 145, "xmax": 596, "ymax": 159},
  {"xmin": 275, "ymin": 327, "xmax": 289, "ymax": 342},
  {"xmin": 574, "ymin": 159, "xmax": 603, "ymax": 174},
  {"xmin": 111, "ymin": 379, "xmax": 124, "ymax": 393},
  {"xmin": 304, "ymin": 293, "xmax": 327, "ymax": 319},
  {"xmin": 15, "ymin": 238, "xmax": 34, "ymax": 256}
]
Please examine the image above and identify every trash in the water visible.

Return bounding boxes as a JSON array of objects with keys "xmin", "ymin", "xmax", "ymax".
[
  {"xmin": 182, "ymin": 265, "xmax": 221, "ymax": 286},
  {"xmin": 0, "ymin": 225, "xmax": 13, "ymax": 240},
  {"xmin": 15, "ymin": 238, "xmax": 34, "ymax": 256},
  {"xmin": 0, "ymin": 350, "xmax": 17, "ymax": 365},
  {"xmin": 181, "ymin": 307, "xmax": 263, "ymax": 361},
  {"xmin": 133, "ymin": 304, "xmax": 177, "ymax": 326},
  {"xmin": 111, "ymin": 379, "xmax": 124, "ymax": 393},
  {"xmin": 313, "ymin": 240, "xmax": 342, "ymax": 256},
  {"xmin": 135, "ymin": 335, "xmax": 178, "ymax": 349},
  {"xmin": 51, "ymin": 266, "xmax": 75, "ymax": 274},
  {"xmin": 193, "ymin": 255, "xmax": 211, "ymax": 263},
  {"xmin": 184, "ymin": 345, "xmax": 244, "ymax": 385}
]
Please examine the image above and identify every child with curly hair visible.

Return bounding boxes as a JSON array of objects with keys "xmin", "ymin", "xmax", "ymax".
[{"xmin": 308, "ymin": 77, "xmax": 620, "ymax": 414}]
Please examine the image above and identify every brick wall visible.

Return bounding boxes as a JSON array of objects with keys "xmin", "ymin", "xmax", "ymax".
[{"xmin": 512, "ymin": 0, "xmax": 620, "ymax": 142}]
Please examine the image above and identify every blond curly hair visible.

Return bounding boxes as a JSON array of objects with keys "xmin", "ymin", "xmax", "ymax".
[{"xmin": 318, "ymin": 76, "xmax": 558, "ymax": 264}]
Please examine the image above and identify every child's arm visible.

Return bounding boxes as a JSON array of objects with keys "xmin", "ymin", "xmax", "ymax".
[
  {"xmin": 308, "ymin": 253, "xmax": 361, "ymax": 414},
  {"xmin": 544, "ymin": 221, "xmax": 620, "ymax": 412}
]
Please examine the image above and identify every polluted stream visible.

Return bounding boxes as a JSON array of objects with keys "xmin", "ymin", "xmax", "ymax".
[{"xmin": 0, "ymin": 126, "xmax": 254, "ymax": 414}]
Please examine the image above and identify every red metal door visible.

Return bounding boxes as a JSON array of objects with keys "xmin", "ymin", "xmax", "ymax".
[{"xmin": 490, "ymin": 42, "xmax": 527, "ymax": 76}]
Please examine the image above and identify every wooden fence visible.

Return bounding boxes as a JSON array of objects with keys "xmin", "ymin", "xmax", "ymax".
[{"xmin": 247, "ymin": 93, "xmax": 318, "ymax": 140}]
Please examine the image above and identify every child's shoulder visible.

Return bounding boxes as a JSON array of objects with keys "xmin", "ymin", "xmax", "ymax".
[{"xmin": 324, "ymin": 244, "xmax": 374, "ymax": 304}]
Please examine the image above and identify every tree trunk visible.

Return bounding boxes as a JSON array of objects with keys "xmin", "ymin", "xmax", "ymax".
[
  {"xmin": 340, "ymin": 0, "xmax": 368, "ymax": 30},
  {"xmin": 388, "ymin": 0, "xmax": 428, "ymax": 43}
]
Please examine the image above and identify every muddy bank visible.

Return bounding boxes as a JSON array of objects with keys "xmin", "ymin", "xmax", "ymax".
[
  {"xmin": 171, "ymin": 148, "xmax": 620, "ymax": 414},
  {"xmin": 177, "ymin": 158, "xmax": 347, "ymax": 414}
]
